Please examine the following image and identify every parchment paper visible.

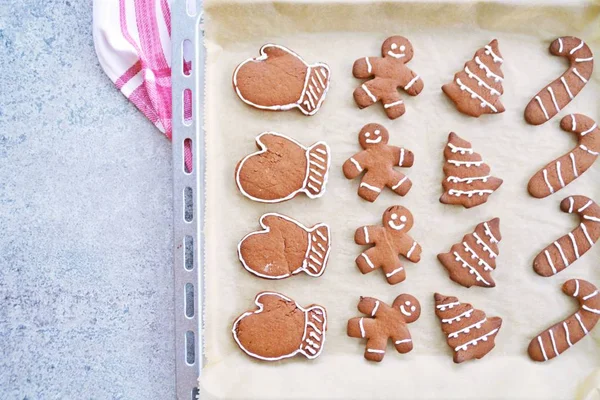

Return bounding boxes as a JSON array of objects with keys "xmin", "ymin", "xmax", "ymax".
[{"xmin": 200, "ymin": 1, "xmax": 600, "ymax": 398}]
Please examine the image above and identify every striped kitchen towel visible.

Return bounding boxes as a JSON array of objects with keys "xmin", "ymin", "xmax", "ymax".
[{"xmin": 92, "ymin": 0, "xmax": 193, "ymax": 170}]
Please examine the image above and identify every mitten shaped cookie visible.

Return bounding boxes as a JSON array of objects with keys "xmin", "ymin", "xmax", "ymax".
[
  {"xmin": 232, "ymin": 292, "xmax": 327, "ymax": 361},
  {"xmin": 438, "ymin": 218, "xmax": 501, "ymax": 288},
  {"xmin": 533, "ymin": 195, "xmax": 600, "ymax": 277},
  {"xmin": 525, "ymin": 37, "xmax": 594, "ymax": 125},
  {"xmin": 440, "ymin": 132, "xmax": 503, "ymax": 208},
  {"xmin": 347, "ymin": 295, "xmax": 420, "ymax": 362},
  {"xmin": 235, "ymin": 132, "xmax": 331, "ymax": 203},
  {"xmin": 434, "ymin": 293, "xmax": 503, "ymax": 363},
  {"xmin": 238, "ymin": 213, "xmax": 331, "ymax": 279},
  {"xmin": 233, "ymin": 44, "xmax": 331, "ymax": 116},
  {"xmin": 442, "ymin": 39, "xmax": 505, "ymax": 117},
  {"xmin": 355, "ymin": 205, "xmax": 422, "ymax": 285},
  {"xmin": 528, "ymin": 114, "xmax": 599, "ymax": 198},
  {"xmin": 352, "ymin": 36, "xmax": 424, "ymax": 119},
  {"xmin": 529, "ymin": 279, "xmax": 600, "ymax": 362},
  {"xmin": 342, "ymin": 123, "xmax": 414, "ymax": 202}
]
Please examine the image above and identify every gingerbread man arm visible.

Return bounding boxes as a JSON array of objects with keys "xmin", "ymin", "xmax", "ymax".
[
  {"xmin": 400, "ymin": 70, "xmax": 424, "ymax": 97},
  {"xmin": 357, "ymin": 296, "xmax": 385, "ymax": 316},
  {"xmin": 397, "ymin": 234, "xmax": 422, "ymax": 263},
  {"xmin": 343, "ymin": 150, "xmax": 371, "ymax": 180},
  {"xmin": 355, "ymin": 225, "xmax": 384, "ymax": 245},
  {"xmin": 352, "ymin": 57, "xmax": 382, "ymax": 79},
  {"xmin": 390, "ymin": 146, "xmax": 415, "ymax": 168}
]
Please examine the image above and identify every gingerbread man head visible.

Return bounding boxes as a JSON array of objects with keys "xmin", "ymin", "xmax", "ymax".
[
  {"xmin": 358, "ymin": 123, "xmax": 390, "ymax": 150},
  {"xmin": 381, "ymin": 36, "xmax": 414, "ymax": 62},
  {"xmin": 382, "ymin": 205, "xmax": 413, "ymax": 233},
  {"xmin": 392, "ymin": 294, "xmax": 421, "ymax": 323}
]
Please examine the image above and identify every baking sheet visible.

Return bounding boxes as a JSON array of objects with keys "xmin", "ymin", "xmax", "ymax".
[{"xmin": 200, "ymin": 1, "xmax": 600, "ymax": 399}]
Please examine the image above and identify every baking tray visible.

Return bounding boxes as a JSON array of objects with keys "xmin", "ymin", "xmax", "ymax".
[{"xmin": 172, "ymin": 0, "xmax": 600, "ymax": 399}]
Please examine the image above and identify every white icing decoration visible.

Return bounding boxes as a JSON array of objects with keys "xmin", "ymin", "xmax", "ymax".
[
  {"xmin": 442, "ymin": 308, "xmax": 473, "ymax": 324},
  {"xmin": 350, "ymin": 157, "xmax": 363, "ymax": 172},
  {"xmin": 453, "ymin": 252, "xmax": 492, "ymax": 286},
  {"xmin": 365, "ymin": 136, "xmax": 382, "ymax": 144},
  {"xmin": 464, "ymin": 66, "xmax": 500, "ymax": 96},
  {"xmin": 572, "ymin": 67, "xmax": 588, "ymax": 83},
  {"xmin": 406, "ymin": 241, "xmax": 418, "ymax": 258},
  {"xmin": 578, "ymin": 200, "xmax": 593, "ymax": 213},
  {"xmin": 359, "ymin": 317, "xmax": 366, "ymax": 338},
  {"xmin": 455, "ymin": 328, "xmax": 499, "ymax": 352},
  {"xmin": 367, "ymin": 349, "xmax": 385, "ymax": 353},
  {"xmin": 233, "ymin": 44, "xmax": 330, "ymax": 115},
  {"xmin": 361, "ymin": 84, "xmax": 377, "ymax": 103},
  {"xmin": 568, "ymin": 232, "xmax": 579, "ymax": 259},
  {"xmin": 447, "ymin": 175, "xmax": 490, "ymax": 184},
  {"xmin": 554, "ymin": 241, "xmax": 569, "ymax": 267},
  {"xmin": 474, "ymin": 56, "xmax": 503, "ymax": 82},
  {"xmin": 542, "ymin": 169, "xmax": 554, "ymax": 194},
  {"xmin": 400, "ymin": 304, "xmax": 412, "ymax": 316},
  {"xmin": 556, "ymin": 161, "xmax": 565, "ymax": 188},
  {"xmin": 472, "ymin": 232, "xmax": 498, "ymax": 258},
  {"xmin": 575, "ymin": 313, "xmax": 589, "ymax": 334},
  {"xmin": 237, "ymin": 213, "xmax": 330, "ymax": 279},
  {"xmin": 404, "ymin": 75, "xmax": 420, "ymax": 90},
  {"xmin": 360, "ymin": 182, "xmax": 381, "ymax": 193},
  {"xmin": 371, "ymin": 300, "xmax": 380, "ymax": 317},
  {"xmin": 236, "ymin": 132, "xmax": 330, "ymax": 203},
  {"xmin": 544, "ymin": 250, "xmax": 557, "ymax": 275},
  {"xmin": 580, "ymin": 144, "xmax": 599, "ymax": 155},
  {"xmin": 395, "ymin": 339, "xmax": 412, "ymax": 344},
  {"xmin": 437, "ymin": 301, "xmax": 460, "ymax": 310},
  {"xmin": 548, "ymin": 86, "xmax": 560, "ymax": 112},
  {"xmin": 384, "ymin": 100, "xmax": 404, "ymax": 108},
  {"xmin": 400, "ymin": 215, "xmax": 407, "ymax": 222},
  {"xmin": 583, "ymin": 215, "xmax": 600, "ymax": 222},
  {"xmin": 549, "ymin": 329, "xmax": 559, "ymax": 357},
  {"xmin": 455, "ymin": 78, "xmax": 498, "ymax": 112},
  {"xmin": 316, "ymin": 230, "xmax": 327, "ymax": 242},
  {"xmin": 448, "ymin": 189, "xmax": 493, "ymax": 197},
  {"xmin": 399, "ymin": 148, "xmax": 405, "ymax": 166},
  {"xmin": 570, "ymin": 153, "xmax": 578, "ymax": 178},
  {"xmin": 386, "ymin": 267, "xmax": 404, "ymax": 278},
  {"xmin": 558, "ymin": 38, "xmax": 564, "ymax": 53},
  {"xmin": 448, "ymin": 143, "xmax": 474, "ymax": 154},
  {"xmin": 561, "ymin": 77, "xmax": 574, "ymax": 99},
  {"xmin": 537, "ymin": 336, "xmax": 549, "ymax": 361},
  {"xmin": 484, "ymin": 222, "xmax": 499, "ymax": 244},
  {"xmin": 581, "ymin": 223, "xmax": 594, "ymax": 247},
  {"xmin": 583, "ymin": 290, "xmax": 598, "ymax": 301},
  {"xmin": 387, "ymin": 50, "xmax": 406, "ymax": 59},
  {"xmin": 388, "ymin": 219, "xmax": 406, "ymax": 231},
  {"xmin": 231, "ymin": 292, "xmax": 327, "ymax": 361},
  {"xmin": 463, "ymin": 242, "xmax": 493, "ymax": 271},
  {"xmin": 581, "ymin": 123, "xmax": 597, "ymax": 136},
  {"xmin": 392, "ymin": 176, "xmax": 408, "ymax": 190},
  {"xmin": 361, "ymin": 253, "xmax": 375, "ymax": 269},
  {"xmin": 571, "ymin": 114, "xmax": 577, "ymax": 131},
  {"xmin": 363, "ymin": 226, "xmax": 370, "ymax": 244},
  {"xmin": 564, "ymin": 322, "xmax": 573, "ymax": 347},
  {"xmin": 568, "ymin": 197, "xmax": 575, "ymax": 213},
  {"xmin": 365, "ymin": 57, "xmax": 372, "ymax": 74},
  {"xmin": 535, "ymin": 96, "xmax": 550, "ymax": 120},
  {"xmin": 448, "ymin": 318, "xmax": 486, "ymax": 338},
  {"xmin": 574, "ymin": 279, "xmax": 580, "ymax": 297},
  {"xmin": 447, "ymin": 159, "xmax": 483, "ymax": 167},
  {"xmin": 570, "ymin": 40, "xmax": 585, "ymax": 55},
  {"xmin": 576, "ymin": 57, "xmax": 593, "ymax": 63},
  {"xmin": 484, "ymin": 44, "xmax": 503, "ymax": 63}
]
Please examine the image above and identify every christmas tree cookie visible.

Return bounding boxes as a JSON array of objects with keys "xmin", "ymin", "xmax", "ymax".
[
  {"xmin": 438, "ymin": 218, "xmax": 501, "ymax": 288},
  {"xmin": 440, "ymin": 132, "xmax": 503, "ymax": 208},
  {"xmin": 434, "ymin": 293, "xmax": 503, "ymax": 363},
  {"xmin": 442, "ymin": 39, "xmax": 505, "ymax": 117}
]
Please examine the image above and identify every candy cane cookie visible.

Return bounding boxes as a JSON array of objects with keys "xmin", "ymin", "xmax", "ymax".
[
  {"xmin": 528, "ymin": 279, "xmax": 600, "ymax": 362},
  {"xmin": 528, "ymin": 114, "xmax": 600, "ymax": 198},
  {"xmin": 524, "ymin": 37, "xmax": 593, "ymax": 125},
  {"xmin": 533, "ymin": 195, "xmax": 600, "ymax": 277}
]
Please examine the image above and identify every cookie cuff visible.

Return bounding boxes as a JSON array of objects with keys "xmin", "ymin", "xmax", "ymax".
[
  {"xmin": 304, "ymin": 142, "xmax": 330, "ymax": 197},
  {"xmin": 297, "ymin": 64, "xmax": 330, "ymax": 115},
  {"xmin": 301, "ymin": 306, "xmax": 327, "ymax": 359},
  {"xmin": 304, "ymin": 223, "xmax": 331, "ymax": 277}
]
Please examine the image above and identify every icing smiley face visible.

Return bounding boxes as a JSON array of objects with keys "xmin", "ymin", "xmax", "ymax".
[
  {"xmin": 393, "ymin": 294, "xmax": 421, "ymax": 323},
  {"xmin": 358, "ymin": 123, "xmax": 390, "ymax": 149},
  {"xmin": 382, "ymin": 205, "xmax": 413, "ymax": 232},
  {"xmin": 381, "ymin": 36, "xmax": 414, "ymax": 62}
]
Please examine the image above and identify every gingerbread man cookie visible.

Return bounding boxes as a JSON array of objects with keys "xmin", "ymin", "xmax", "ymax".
[
  {"xmin": 355, "ymin": 205, "xmax": 422, "ymax": 285},
  {"xmin": 352, "ymin": 36, "xmax": 424, "ymax": 119},
  {"xmin": 238, "ymin": 213, "xmax": 331, "ymax": 279},
  {"xmin": 347, "ymin": 295, "xmax": 420, "ymax": 362},
  {"xmin": 232, "ymin": 292, "xmax": 327, "ymax": 361},
  {"xmin": 235, "ymin": 132, "xmax": 331, "ymax": 203},
  {"xmin": 342, "ymin": 123, "xmax": 414, "ymax": 202},
  {"xmin": 438, "ymin": 218, "xmax": 502, "ymax": 288},
  {"xmin": 434, "ymin": 293, "xmax": 503, "ymax": 363},
  {"xmin": 525, "ymin": 37, "xmax": 594, "ymax": 125},
  {"xmin": 533, "ymin": 195, "xmax": 600, "ymax": 277},
  {"xmin": 442, "ymin": 39, "xmax": 506, "ymax": 117},
  {"xmin": 529, "ymin": 279, "xmax": 600, "ymax": 362},
  {"xmin": 528, "ymin": 114, "xmax": 599, "ymax": 198},
  {"xmin": 233, "ymin": 44, "xmax": 331, "ymax": 116}
]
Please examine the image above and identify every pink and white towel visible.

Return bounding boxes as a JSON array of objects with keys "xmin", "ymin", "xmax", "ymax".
[{"xmin": 92, "ymin": 0, "xmax": 193, "ymax": 169}]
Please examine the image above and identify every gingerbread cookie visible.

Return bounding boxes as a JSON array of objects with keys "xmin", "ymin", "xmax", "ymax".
[
  {"xmin": 342, "ymin": 123, "xmax": 414, "ymax": 202},
  {"xmin": 528, "ymin": 279, "xmax": 600, "ymax": 362},
  {"xmin": 232, "ymin": 292, "xmax": 327, "ymax": 361},
  {"xmin": 442, "ymin": 39, "xmax": 506, "ymax": 117},
  {"xmin": 440, "ymin": 132, "xmax": 503, "ymax": 208},
  {"xmin": 233, "ymin": 44, "xmax": 331, "ymax": 116},
  {"xmin": 238, "ymin": 213, "xmax": 331, "ymax": 279},
  {"xmin": 235, "ymin": 132, "xmax": 331, "ymax": 203},
  {"xmin": 347, "ymin": 295, "xmax": 420, "ymax": 362},
  {"xmin": 525, "ymin": 37, "xmax": 594, "ymax": 125},
  {"xmin": 355, "ymin": 205, "xmax": 422, "ymax": 285},
  {"xmin": 528, "ymin": 114, "xmax": 599, "ymax": 198},
  {"xmin": 533, "ymin": 195, "xmax": 600, "ymax": 277},
  {"xmin": 352, "ymin": 36, "xmax": 424, "ymax": 119},
  {"xmin": 438, "ymin": 218, "xmax": 501, "ymax": 288},
  {"xmin": 434, "ymin": 293, "xmax": 503, "ymax": 363}
]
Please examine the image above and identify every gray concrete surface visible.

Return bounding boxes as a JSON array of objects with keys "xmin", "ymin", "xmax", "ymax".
[{"xmin": 0, "ymin": 1, "xmax": 176, "ymax": 399}]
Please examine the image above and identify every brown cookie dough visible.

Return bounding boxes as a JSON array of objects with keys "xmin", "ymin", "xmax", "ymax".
[
  {"xmin": 232, "ymin": 292, "xmax": 327, "ymax": 361},
  {"xmin": 342, "ymin": 123, "xmax": 414, "ymax": 202},
  {"xmin": 347, "ymin": 295, "xmax": 420, "ymax": 362},
  {"xmin": 352, "ymin": 36, "xmax": 424, "ymax": 119}
]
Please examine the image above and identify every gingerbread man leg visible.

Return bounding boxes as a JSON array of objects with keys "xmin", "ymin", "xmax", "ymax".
[
  {"xmin": 392, "ymin": 333, "xmax": 413, "ymax": 354},
  {"xmin": 364, "ymin": 336, "xmax": 388, "ymax": 362},
  {"xmin": 357, "ymin": 172, "xmax": 386, "ymax": 202},
  {"xmin": 386, "ymin": 170, "xmax": 412, "ymax": 197},
  {"xmin": 381, "ymin": 258, "xmax": 406, "ymax": 285},
  {"xmin": 356, "ymin": 247, "xmax": 383, "ymax": 275},
  {"xmin": 380, "ymin": 89, "xmax": 406, "ymax": 120}
]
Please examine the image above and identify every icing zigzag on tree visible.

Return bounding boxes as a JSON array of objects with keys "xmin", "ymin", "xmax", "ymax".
[
  {"xmin": 440, "ymin": 132, "xmax": 503, "ymax": 208},
  {"xmin": 442, "ymin": 39, "xmax": 505, "ymax": 117},
  {"xmin": 438, "ymin": 218, "xmax": 502, "ymax": 288},
  {"xmin": 434, "ymin": 293, "xmax": 503, "ymax": 363}
]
